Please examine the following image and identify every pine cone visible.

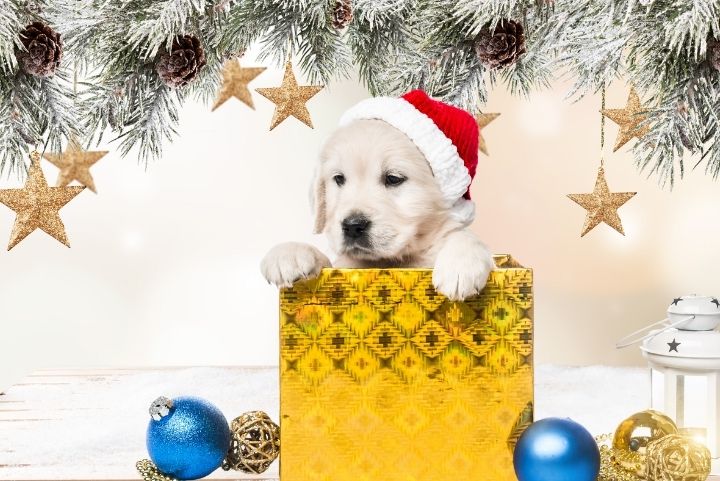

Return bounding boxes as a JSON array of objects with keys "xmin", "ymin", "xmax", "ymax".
[
  {"xmin": 708, "ymin": 38, "xmax": 720, "ymax": 71},
  {"xmin": 155, "ymin": 35, "xmax": 207, "ymax": 88},
  {"xmin": 473, "ymin": 19, "xmax": 526, "ymax": 70},
  {"xmin": 331, "ymin": 0, "xmax": 353, "ymax": 29},
  {"xmin": 15, "ymin": 22, "xmax": 62, "ymax": 77}
]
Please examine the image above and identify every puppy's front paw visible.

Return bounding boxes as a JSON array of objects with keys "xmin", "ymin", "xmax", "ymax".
[
  {"xmin": 261, "ymin": 242, "xmax": 331, "ymax": 288},
  {"xmin": 432, "ymin": 246, "xmax": 494, "ymax": 301}
]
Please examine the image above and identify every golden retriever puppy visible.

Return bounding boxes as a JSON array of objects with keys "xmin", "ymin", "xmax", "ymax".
[{"xmin": 261, "ymin": 90, "xmax": 494, "ymax": 300}]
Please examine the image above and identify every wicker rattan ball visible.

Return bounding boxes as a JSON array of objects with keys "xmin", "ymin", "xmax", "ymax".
[
  {"xmin": 222, "ymin": 411, "xmax": 280, "ymax": 474},
  {"xmin": 645, "ymin": 434, "xmax": 710, "ymax": 481}
]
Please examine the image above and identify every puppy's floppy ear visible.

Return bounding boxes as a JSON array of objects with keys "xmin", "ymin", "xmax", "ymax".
[{"xmin": 309, "ymin": 166, "xmax": 327, "ymax": 234}]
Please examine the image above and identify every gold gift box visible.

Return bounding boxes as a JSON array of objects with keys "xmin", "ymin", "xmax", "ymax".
[{"xmin": 279, "ymin": 255, "xmax": 533, "ymax": 481}]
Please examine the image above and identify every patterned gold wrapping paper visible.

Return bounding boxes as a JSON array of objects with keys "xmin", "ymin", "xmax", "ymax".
[{"xmin": 279, "ymin": 255, "xmax": 533, "ymax": 481}]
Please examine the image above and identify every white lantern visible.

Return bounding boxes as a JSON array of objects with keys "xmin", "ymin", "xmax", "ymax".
[{"xmin": 618, "ymin": 295, "xmax": 720, "ymax": 459}]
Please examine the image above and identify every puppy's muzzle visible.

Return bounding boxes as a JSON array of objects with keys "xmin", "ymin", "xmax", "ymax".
[{"xmin": 342, "ymin": 214, "xmax": 371, "ymax": 245}]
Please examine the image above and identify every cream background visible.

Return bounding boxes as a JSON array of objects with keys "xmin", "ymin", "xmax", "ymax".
[{"xmin": 2, "ymin": 58, "xmax": 720, "ymax": 390}]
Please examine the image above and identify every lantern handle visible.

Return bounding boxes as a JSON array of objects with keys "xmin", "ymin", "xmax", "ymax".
[{"xmin": 615, "ymin": 316, "xmax": 695, "ymax": 349}]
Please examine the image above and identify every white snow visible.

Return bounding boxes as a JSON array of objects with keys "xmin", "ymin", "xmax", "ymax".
[{"xmin": 0, "ymin": 365, "xmax": 649, "ymax": 480}]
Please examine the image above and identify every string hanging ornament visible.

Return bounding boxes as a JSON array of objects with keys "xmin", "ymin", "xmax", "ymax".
[
  {"xmin": 43, "ymin": 66, "xmax": 108, "ymax": 194},
  {"xmin": 567, "ymin": 87, "xmax": 637, "ymax": 237}
]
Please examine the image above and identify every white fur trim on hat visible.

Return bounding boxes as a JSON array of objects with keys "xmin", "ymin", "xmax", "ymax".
[
  {"xmin": 339, "ymin": 97, "xmax": 474, "ymax": 225},
  {"xmin": 449, "ymin": 198, "xmax": 476, "ymax": 226}
]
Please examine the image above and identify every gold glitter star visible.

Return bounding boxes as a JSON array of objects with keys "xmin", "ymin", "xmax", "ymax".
[
  {"xmin": 601, "ymin": 87, "xmax": 651, "ymax": 152},
  {"xmin": 256, "ymin": 62, "xmax": 323, "ymax": 130},
  {"xmin": 567, "ymin": 166, "xmax": 636, "ymax": 237},
  {"xmin": 475, "ymin": 112, "xmax": 500, "ymax": 156},
  {"xmin": 42, "ymin": 137, "xmax": 107, "ymax": 193},
  {"xmin": 0, "ymin": 151, "xmax": 85, "ymax": 250},
  {"xmin": 212, "ymin": 59, "xmax": 266, "ymax": 111}
]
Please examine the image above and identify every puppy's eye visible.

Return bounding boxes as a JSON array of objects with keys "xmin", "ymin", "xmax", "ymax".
[
  {"xmin": 333, "ymin": 174, "xmax": 346, "ymax": 186},
  {"xmin": 384, "ymin": 174, "xmax": 406, "ymax": 187}
]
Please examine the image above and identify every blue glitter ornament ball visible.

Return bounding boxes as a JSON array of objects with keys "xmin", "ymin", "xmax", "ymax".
[
  {"xmin": 146, "ymin": 396, "xmax": 231, "ymax": 480},
  {"xmin": 513, "ymin": 417, "xmax": 600, "ymax": 481}
]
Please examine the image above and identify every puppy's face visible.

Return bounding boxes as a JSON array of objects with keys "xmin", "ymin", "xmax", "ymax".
[{"xmin": 314, "ymin": 119, "xmax": 449, "ymax": 262}]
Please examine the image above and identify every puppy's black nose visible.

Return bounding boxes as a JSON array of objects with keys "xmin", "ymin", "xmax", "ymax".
[{"xmin": 342, "ymin": 214, "xmax": 371, "ymax": 240}]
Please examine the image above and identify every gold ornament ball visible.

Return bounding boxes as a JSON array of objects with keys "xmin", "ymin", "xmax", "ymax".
[
  {"xmin": 222, "ymin": 411, "xmax": 280, "ymax": 474},
  {"xmin": 612, "ymin": 410, "xmax": 678, "ymax": 476},
  {"xmin": 645, "ymin": 434, "xmax": 710, "ymax": 481}
]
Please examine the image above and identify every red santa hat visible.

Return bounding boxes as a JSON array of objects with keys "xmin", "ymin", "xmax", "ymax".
[{"xmin": 339, "ymin": 89, "xmax": 479, "ymax": 226}]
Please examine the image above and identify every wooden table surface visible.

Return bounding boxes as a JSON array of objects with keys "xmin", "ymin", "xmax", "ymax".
[
  {"xmin": 2, "ymin": 367, "xmax": 719, "ymax": 481},
  {"xmin": 0, "ymin": 367, "xmax": 278, "ymax": 481}
]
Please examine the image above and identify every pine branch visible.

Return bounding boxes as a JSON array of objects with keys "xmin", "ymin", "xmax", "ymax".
[
  {"xmin": 115, "ymin": 77, "xmax": 181, "ymax": 163},
  {"xmin": 0, "ymin": 90, "xmax": 36, "ymax": 176},
  {"xmin": 37, "ymin": 74, "xmax": 80, "ymax": 150},
  {"xmin": 45, "ymin": 0, "xmax": 102, "ymax": 74},
  {"xmin": 663, "ymin": 0, "xmax": 720, "ymax": 60},
  {"xmin": 551, "ymin": 0, "xmax": 627, "ymax": 99},
  {"xmin": 633, "ymin": 105, "xmax": 687, "ymax": 187},
  {"xmin": 126, "ymin": 0, "xmax": 209, "ymax": 59},
  {"xmin": 294, "ymin": 15, "xmax": 350, "ymax": 85},
  {"xmin": 0, "ymin": 0, "xmax": 21, "ymax": 74},
  {"xmin": 0, "ymin": 70, "xmax": 78, "ymax": 175},
  {"xmin": 347, "ymin": 0, "xmax": 415, "ymax": 95},
  {"xmin": 2, "ymin": 0, "xmax": 720, "ymax": 188},
  {"xmin": 501, "ymin": 50, "xmax": 552, "ymax": 98}
]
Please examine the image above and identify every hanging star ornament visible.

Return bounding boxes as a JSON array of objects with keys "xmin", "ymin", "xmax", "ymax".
[
  {"xmin": 256, "ymin": 62, "xmax": 323, "ymax": 130},
  {"xmin": 212, "ymin": 59, "xmax": 266, "ymax": 111},
  {"xmin": 600, "ymin": 87, "xmax": 651, "ymax": 151},
  {"xmin": 42, "ymin": 137, "xmax": 107, "ymax": 193},
  {"xmin": 567, "ymin": 166, "xmax": 636, "ymax": 237},
  {"xmin": 476, "ymin": 112, "xmax": 500, "ymax": 156},
  {"xmin": 0, "ymin": 151, "xmax": 85, "ymax": 250}
]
